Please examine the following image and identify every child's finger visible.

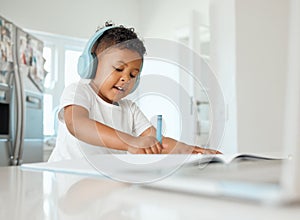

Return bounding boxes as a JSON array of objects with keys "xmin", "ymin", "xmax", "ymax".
[
  {"xmin": 203, "ymin": 149, "xmax": 222, "ymax": 154},
  {"xmin": 157, "ymin": 143, "xmax": 163, "ymax": 153},
  {"xmin": 150, "ymin": 145, "xmax": 159, "ymax": 154},
  {"xmin": 193, "ymin": 148, "xmax": 221, "ymax": 154},
  {"xmin": 192, "ymin": 147, "xmax": 205, "ymax": 154},
  {"xmin": 144, "ymin": 147, "xmax": 153, "ymax": 154},
  {"xmin": 155, "ymin": 143, "xmax": 163, "ymax": 153}
]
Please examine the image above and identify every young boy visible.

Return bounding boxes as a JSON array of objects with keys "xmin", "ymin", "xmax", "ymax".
[{"xmin": 48, "ymin": 22, "xmax": 221, "ymax": 162}]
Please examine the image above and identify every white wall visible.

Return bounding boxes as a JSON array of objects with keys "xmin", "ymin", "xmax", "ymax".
[
  {"xmin": 210, "ymin": 0, "xmax": 289, "ymax": 154},
  {"xmin": 140, "ymin": 0, "xmax": 210, "ymax": 39},
  {"xmin": 1, "ymin": 0, "xmax": 210, "ymax": 39},
  {"xmin": 235, "ymin": 0, "xmax": 289, "ymax": 153},
  {"xmin": 0, "ymin": 0, "xmax": 141, "ymax": 39}
]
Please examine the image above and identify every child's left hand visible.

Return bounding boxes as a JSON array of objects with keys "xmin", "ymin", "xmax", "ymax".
[
  {"xmin": 162, "ymin": 143, "xmax": 222, "ymax": 154},
  {"xmin": 190, "ymin": 146, "xmax": 222, "ymax": 154}
]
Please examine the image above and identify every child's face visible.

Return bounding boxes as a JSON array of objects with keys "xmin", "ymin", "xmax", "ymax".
[{"xmin": 93, "ymin": 47, "xmax": 142, "ymax": 104}]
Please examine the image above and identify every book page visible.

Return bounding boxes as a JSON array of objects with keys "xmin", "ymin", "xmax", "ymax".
[
  {"xmin": 184, "ymin": 152, "xmax": 286, "ymax": 165},
  {"xmin": 228, "ymin": 152, "xmax": 285, "ymax": 163}
]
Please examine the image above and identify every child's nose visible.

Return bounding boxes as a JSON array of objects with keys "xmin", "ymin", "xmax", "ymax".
[{"xmin": 120, "ymin": 74, "xmax": 130, "ymax": 82}]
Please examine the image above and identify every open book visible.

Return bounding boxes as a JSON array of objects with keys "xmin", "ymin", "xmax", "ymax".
[
  {"xmin": 185, "ymin": 152, "xmax": 285, "ymax": 165},
  {"xmin": 20, "ymin": 153, "xmax": 286, "ymax": 182}
]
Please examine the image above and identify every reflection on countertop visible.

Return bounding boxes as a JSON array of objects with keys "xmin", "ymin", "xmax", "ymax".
[{"xmin": 1, "ymin": 166, "xmax": 300, "ymax": 220}]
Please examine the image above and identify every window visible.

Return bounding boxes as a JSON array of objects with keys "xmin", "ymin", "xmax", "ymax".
[
  {"xmin": 43, "ymin": 93, "xmax": 54, "ymax": 135},
  {"xmin": 28, "ymin": 29, "xmax": 86, "ymax": 137},
  {"xmin": 42, "ymin": 46, "xmax": 55, "ymax": 136},
  {"xmin": 43, "ymin": 46, "xmax": 56, "ymax": 89},
  {"xmin": 64, "ymin": 49, "xmax": 81, "ymax": 87}
]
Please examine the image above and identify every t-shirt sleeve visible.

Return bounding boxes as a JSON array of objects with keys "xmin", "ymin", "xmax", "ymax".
[
  {"xmin": 129, "ymin": 101, "xmax": 152, "ymax": 136},
  {"xmin": 57, "ymin": 82, "xmax": 91, "ymax": 123}
]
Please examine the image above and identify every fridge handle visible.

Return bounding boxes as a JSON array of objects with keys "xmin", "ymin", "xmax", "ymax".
[
  {"xmin": 17, "ymin": 69, "xmax": 25, "ymax": 165},
  {"xmin": 11, "ymin": 64, "xmax": 22, "ymax": 165},
  {"xmin": 11, "ymin": 28, "xmax": 26, "ymax": 165}
]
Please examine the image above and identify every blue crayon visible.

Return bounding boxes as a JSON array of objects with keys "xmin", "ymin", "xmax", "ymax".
[{"xmin": 156, "ymin": 115, "xmax": 162, "ymax": 144}]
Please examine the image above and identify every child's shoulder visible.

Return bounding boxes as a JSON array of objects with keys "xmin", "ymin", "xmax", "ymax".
[
  {"xmin": 118, "ymin": 99, "xmax": 136, "ymax": 107},
  {"xmin": 64, "ymin": 79, "xmax": 90, "ymax": 91},
  {"xmin": 118, "ymin": 98, "xmax": 134, "ymax": 105},
  {"xmin": 61, "ymin": 80, "xmax": 92, "ymax": 99},
  {"xmin": 118, "ymin": 99, "xmax": 142, "ymax": 111}
]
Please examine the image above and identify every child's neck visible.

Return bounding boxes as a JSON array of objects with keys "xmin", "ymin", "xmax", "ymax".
[
  {"xmin": 89, "ymin": 80, "xmax": 119, "ymax": 106},
  {"xmin": 89, "ymin": 80, "xmax": 99, "ymax": 94}
]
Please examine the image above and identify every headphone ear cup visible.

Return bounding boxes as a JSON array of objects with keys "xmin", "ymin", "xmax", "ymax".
[
  {"xmin": 77, "ymin": 53, "xmax": 98, "ymax": 79},
  {"xmin": 78, "ymin": 54, "xmax": 88, "ymax": 78}
]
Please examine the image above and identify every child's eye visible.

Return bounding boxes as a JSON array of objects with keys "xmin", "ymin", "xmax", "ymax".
[
  {"xmin": 113, "ymin": 67, "xmax": 123, "ymax": 72},
  {"xmin": 130, "ymin": 73, "xmax": 136, "ymax": 78}
]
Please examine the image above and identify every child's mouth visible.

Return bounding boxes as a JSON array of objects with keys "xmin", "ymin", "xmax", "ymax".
[{"xmin": 113, "ymin": 86, "xmax": 125, "ymax": 92}]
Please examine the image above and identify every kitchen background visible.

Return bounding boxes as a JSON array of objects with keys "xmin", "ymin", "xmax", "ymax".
[{"xmin": 0, "ymin": 0, "xmax": 289, "ymax": 164}]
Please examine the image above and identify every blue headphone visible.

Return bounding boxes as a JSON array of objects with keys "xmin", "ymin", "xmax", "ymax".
[{"xmin": 77, "ymin": 25, "xmax": 141, "ymax": 93}]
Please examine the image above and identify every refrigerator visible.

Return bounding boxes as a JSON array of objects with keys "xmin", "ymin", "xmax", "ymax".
[{"xmin": 0, "ymin": 16, "xmax": 46, "ymax": 166}]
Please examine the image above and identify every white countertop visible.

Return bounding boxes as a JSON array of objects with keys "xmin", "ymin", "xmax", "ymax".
[{"xmin": 1, "ymin": 164, "xmax": 300, "ymax": 220}]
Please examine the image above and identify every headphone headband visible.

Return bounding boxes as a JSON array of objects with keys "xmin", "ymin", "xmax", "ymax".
[{"xmin": 84, "ymin": 26, "xmax": 116, "ymax": 59}]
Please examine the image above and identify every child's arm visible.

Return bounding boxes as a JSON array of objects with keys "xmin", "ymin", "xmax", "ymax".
[
  {"xmin": 140, "ymin": 126, "xmax": 222, "ymax": 154},
  {"xmin": 64, "ymin": 105, "xmax": 162, "ymax": 154}
]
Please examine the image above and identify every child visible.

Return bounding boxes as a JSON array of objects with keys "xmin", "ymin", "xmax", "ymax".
[{"xmin": 48, "ymin": 22, "xmax": 221, "ymax": 162}]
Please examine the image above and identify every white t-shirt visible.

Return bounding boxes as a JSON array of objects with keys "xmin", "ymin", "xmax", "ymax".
[{"xmin": 48, "ymin": 79, "xmax": 152, "ymax": 162}]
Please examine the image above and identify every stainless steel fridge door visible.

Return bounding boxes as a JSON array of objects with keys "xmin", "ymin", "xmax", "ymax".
[
  {"xmin": 24, "ymin": 91, "xmax": 43, "ymax": 138},
  {"xmin": 21, "ymin": 91, "xmax": 43, "ymax": 163},
  {"xmin": 0, "ymin": 17, "xmax": 17, "ymax": 166},
  {"xmin": 0, "ymin": 71, "xmax": 21, "ymax": 166},
  {"xmin": 1, "ymin": 16, "xmax": 45, "ymax": 165},
  {"xmin": 0, "ymin": 140, "xmax": 11, "ymax": 166},
  {"xmin": 0, "ymin": 82, "xmax": 11, "ymax": 166},
  {"xmin": 16, "ymin": 28, "xmax": 44, "ymax": 164},
  {"xmin": 15, "ymin": 27, "xmax": 45, "ymax": 164}
]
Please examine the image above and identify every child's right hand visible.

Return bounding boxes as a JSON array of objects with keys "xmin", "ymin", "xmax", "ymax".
[{"xmin": 128, "ymin": 136, "xmax": 163, "ymax": 154}]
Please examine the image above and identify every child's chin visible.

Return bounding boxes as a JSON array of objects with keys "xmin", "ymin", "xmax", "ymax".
[
  {"xmin": 112, "ymin": 93, "xmax": 127, "ymax": 101},
  {"xmin": 111, "ymin": 97, "xmax": 122, "ymax": 103}
]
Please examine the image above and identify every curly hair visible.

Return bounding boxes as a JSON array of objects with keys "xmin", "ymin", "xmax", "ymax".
[{"xmin": 94, "ymin": 21, "xmax": 146, "ymax": 59}]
